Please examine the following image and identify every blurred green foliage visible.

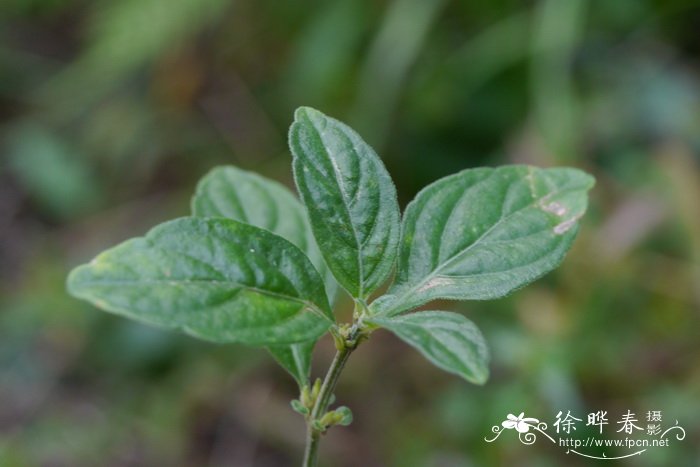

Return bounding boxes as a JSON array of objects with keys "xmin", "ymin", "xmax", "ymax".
[{"xmin": 1, "ymin": 0, "xmax": 699, "ymax": 465}]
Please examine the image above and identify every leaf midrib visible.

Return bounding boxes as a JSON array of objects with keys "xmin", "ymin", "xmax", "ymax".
[
  {"xmin": 74, "ymin": 277, "xmax": 330, "ymax": 321},
  {"xmin": 382, "ymin": 320, "xmax": 480, "ymax": 379},
  {"xmin": 388, "ymin": 176, "xmax": 579, "ymax": 313},
  {"xmin": 308, "ymin": 117, "xmax": 366, "ymax": 296}
]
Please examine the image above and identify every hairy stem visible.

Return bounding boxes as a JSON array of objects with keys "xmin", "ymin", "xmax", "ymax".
[{"xmin": 302, "ymin": 326, "xmax": 359, "ymax": 467}]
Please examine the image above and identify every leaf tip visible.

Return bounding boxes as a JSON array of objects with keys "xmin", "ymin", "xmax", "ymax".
[
  {"xmin": 467, "ymin": 368, "xmax": 490, "ymax": 386},
  {"xmin": 65, "ymin": 263, "xmax": 89, "ymax": 298},
  {"xmin": 293, "ymin": 106, "xmax": 322, "ymax": 123},
  {"xmin": 582, "ymin": 171, "xmax": 596, "ymax": 189}
]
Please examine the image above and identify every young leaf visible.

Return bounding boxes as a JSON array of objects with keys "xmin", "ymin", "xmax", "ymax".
[
  {"xmin": 289, "ymin": 107, "xmax": 401, "ymax": 299},
  {"xmin": 290, "ymin": 399, "xmax": 309, "ymax": 416},
  {"xmin": 319, "ymin": 406, "xmax": 353, "ymax": 428},
  {"xmin": 268, "ymin": 341, "xmax": 315, "ymax": 388},
  {"xmin": 374, "ymin": 166, "xmax": 594, "ymax": 315},
  {"xmin": 334, "ymin": 406, "xmax": 353, "ymax": 426},
  {"xmin": 191, "ymin": 165, "xmax": 336, "ymax": 302},
  {"xmin": 367, "ymin": 311, "xmax": 489, "ymax": 384},
  {"xmin": 67, "ymin": 217, "xmax": 334, "ymax": 346}
]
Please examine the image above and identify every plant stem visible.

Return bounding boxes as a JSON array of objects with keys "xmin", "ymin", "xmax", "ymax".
[{"xmin": 302, "ymin": 329, "xmax": 357, "ymax": 467}]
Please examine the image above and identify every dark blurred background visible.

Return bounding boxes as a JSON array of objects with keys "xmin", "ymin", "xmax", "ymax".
[{"xmin": 1, "ymin": 0, "xmax": 699, "ymax": 466}]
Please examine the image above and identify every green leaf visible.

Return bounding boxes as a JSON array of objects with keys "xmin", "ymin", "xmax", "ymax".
[
  {"xmin": 320, "ymin": 405, "xmax": 353, "ymax": 428},
  {"xmin": 367, "ymin": 311, "xmax": 489, "ymax": 384},
  {"xmin": 268, "ymin": 341, "xmax": 315, "ymax": 387},
  {"xmin": 374, "ymin": 166, "xmax": 594, "ymax": 315},
  {"xmin": 191, "ymin": 165, "xmax": 337, "ymax": 302},
  {"xmin": 290, "ymin": 399, "xmax": 309, "ymax": 416},
  {"xmin": 67, "ymin": 217, "xmax": 334, "ymax": 346},
  {"xmin": 191, "ymin": 166, "xmax": 336, "ymax": 385},
  {"xmin": 334, "ymin": 406, "xmax": 353, "ymax": 426},
  {"xmin": 289, "ymin": 107, "xmax": 401, "ymax": 298}
]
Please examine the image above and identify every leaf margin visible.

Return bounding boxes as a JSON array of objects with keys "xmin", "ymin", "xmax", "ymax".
[
  {"xmin": 289, "ymin": 106, "xmax": 401, "ymax": 299},
  {"xmin": 367, "ymin": 310, "xmax": 490, "ymax": 385},
  {"xmin": 67, "ymin": 217, "xmax": 334, "ymax": 346}
]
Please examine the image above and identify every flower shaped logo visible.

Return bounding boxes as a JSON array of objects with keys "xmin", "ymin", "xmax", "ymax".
[{"xmin": 502, "ymin": 413, "xmax": 540, "ymax": 433}]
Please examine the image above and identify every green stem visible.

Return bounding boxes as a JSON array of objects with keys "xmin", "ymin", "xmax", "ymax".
[{"xmin": 302, "ymin": 330, "xmax": 357, "ymax": 467}]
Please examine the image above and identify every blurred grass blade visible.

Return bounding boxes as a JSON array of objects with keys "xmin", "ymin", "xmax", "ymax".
[{"xmin": 351, "ymin": 0, "xmax": 447, "ymax": 147}]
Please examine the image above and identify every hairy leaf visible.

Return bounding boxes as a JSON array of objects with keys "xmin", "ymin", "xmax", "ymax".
[
  {"xmin": 368, "ymin": 311, "xmax": 489, "ymax": 384},
  {"xmin": 191, "ymin": 166, "xmax": 335, "ymax": 385},
  {"xmin": 268, "ymin": 341, "xmax": 315, "ymax": 387},
  {"xmin": 290, "ymin": 107, "xmax": 400, "ymax": 298},
  {"xmin": 375, "ymin": 166, "xmax": 594, "ymax": 315},
  {"xmin": 191, "ymin": 165, "xmax": 337, "ymax": 301},
  {"xmin": 67, "ymin": 218, "xmax": 333, "ymax": 345}
]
